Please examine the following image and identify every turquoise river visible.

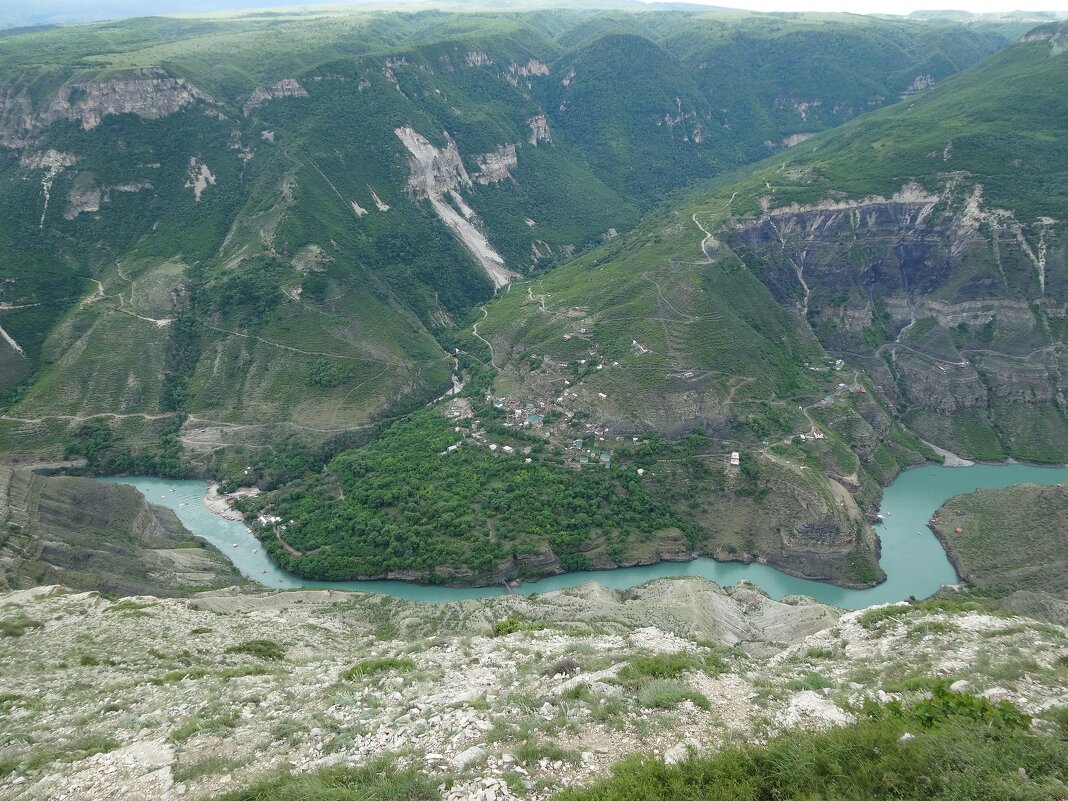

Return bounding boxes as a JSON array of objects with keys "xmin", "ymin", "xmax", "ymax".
[{"xmin": 104, "ymin": 463, "xmax": 1068, "ymax": 608}]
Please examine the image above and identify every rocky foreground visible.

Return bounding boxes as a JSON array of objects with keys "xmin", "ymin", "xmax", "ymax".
[{"xmin": 0, "ymin": 578, "xmax": 1065, "ymax": 801}]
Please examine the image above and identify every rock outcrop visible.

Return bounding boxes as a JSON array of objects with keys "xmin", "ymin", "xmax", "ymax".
[
  {"xmin": 472, "ymin": 144, "xmax": 517, "ymax": 184},
  {"xmin": 396, "ymin": 126, "xmax": 471, "ymax": 200},
  {"xmin": 395, "ymin": 126, "xmax": 517, "ymax": 288},
  {"xmin": 1, "ymin": 68, "xmax": 214, "ymax": 148},
  {"xmin": 0, "ymin": 468, "xmax": 242, "ymax": 596},
  {"xmin": 184, "ymin": 157, "xmax": 216, "ymax": 202},
  {"xmin": 528, "ymin": 114, "xmax": 552, "ymax": 146},
  {"xmin": 243, "ymin": 78, "xmax": 309, "ymax": 115}
]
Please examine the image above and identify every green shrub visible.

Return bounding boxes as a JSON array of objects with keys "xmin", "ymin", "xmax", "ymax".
[
  {"xmin": 338, "ymin": 657, "xmax": 415, "ymax": 681},
  {"xmin": 0, "ymin": 616, "xmax": 43, "ymax": 638},
  {"xmin": 24, "ymin": 734, "xmax": 119, "ymax": 770},
  {"xmin": 857, "ymin": 604, "xmax": 911, "ymax": 630},
  {"xmin": 562, "ymin": 683, "xmax": 591, "ymax": 701},
  {"xmin": 618, "ymin": 653, "xmax": 702, "ymax": 686},
  {"xmin": 492, "ymin": 616, "xmax": 524, "ymax": 637},
  {"xmin": 556, "ymin": 695, "xmax": 1065, "ymax": 801},
  {"xmin": 514, "ymin": 740, "xmax": 578, "ymax": 766},
  {"xmin": 637, "ymin": 679, "xmax": 711, "ymax": 711},
  {"xmin": 870, "ymin": 684, "xmax": 1032, "ymax": 732},
  {"xmin": 802, "ymin": 646, "xmax": 836, "ymax": 659},
  {"xmin": 786, "ymin": 672, "xmax": 834, "ymax": 691},
  {"xmin": 170, "ymin": 713, "xmax": 239, "ymax": 743},
  {"xmin": 225, "ymin": 639, "xmax": 286, "ymax": 661},
  {"xmin": 103, "ymin": 600, "xmax": 155, "ymax": 614},
  {"xmin": 1046, "ymin": 706, "xmax": 1068, "ymax": 740}
]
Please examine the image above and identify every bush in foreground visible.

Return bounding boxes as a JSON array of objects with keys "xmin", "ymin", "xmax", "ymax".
[
  {"xmin": 557, "ymin": 690, "xmax": 1066, "ymax": 801},
  {"xmin": 203, "ymin": 693, "xmax": 1067, "ymax": 801}
]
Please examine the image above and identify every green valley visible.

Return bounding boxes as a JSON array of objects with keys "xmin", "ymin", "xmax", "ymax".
[
  {"xmin": 0, "ymin": 9, "xmax": 1063, "ymax": 592},
  {"xmin": 3, "ymin": 8, "xmax": 1068, "ymax": 801}
]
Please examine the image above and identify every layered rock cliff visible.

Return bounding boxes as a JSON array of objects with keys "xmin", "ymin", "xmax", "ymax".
[
  {"xmin": 0, "ymin": 68, "xmax": 214, "ymax": 149},
  {"xmin": 728, "ymin": 179, "xmax": 1067, "ymax": 459}
]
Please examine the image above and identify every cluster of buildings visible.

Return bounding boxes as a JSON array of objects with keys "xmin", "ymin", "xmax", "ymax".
[
  {"xmin": 569, "ymin": 437, "xmax": 612, "ymax": 467},
  {"xmin": 493, "ymin": 397, "xmax": 554, "ymax": 428}
]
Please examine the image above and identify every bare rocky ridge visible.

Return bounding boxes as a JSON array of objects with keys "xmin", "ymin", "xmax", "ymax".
[
  {"xmin": 473, "ymin": 144, "xmax": 518, "ymax": 185},
  {"xmin": 17, "ymin": 149, "xmax": 77, "ymax": 225},
  {"xmin": 0, "ymin": 579, "xmax": 1063, "ymax": 801},
  {"xmin": 0, "ymin": 467, "xmax": 241, "ymax": 596},
  {"xmin": 527, "ymin": 115, "xmax": 552, "ymax": 146}
]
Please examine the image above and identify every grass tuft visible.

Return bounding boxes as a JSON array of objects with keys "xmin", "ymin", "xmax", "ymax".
[
  {"xmin": 206, "ymin": 757, "xmax": 440, "ymax": 801},
  {"xmin": 225, "ymin": 639, "xmax": 286, "ymax": 661},
  {"xmin": 338, "ymin": 657, "xmax": 415, "ymax": 681}
]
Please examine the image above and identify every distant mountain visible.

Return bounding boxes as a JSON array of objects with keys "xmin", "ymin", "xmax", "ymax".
[
  {"xmin": 0, "ymin": 8, "xmax": 1009, "ymax": 474},
  {"xmin": 1, "ymin": 9, "xmax": 1056, "ymax": 590}
]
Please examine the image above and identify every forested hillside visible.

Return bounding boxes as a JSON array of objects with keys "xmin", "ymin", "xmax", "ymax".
[
  {"xmin": 3, "ymin": 8, "xmax": 1061, "ymax": 589},
  {"xmin": 0, "ymin": 10, "xmax": 1008, "ymax": 465}
]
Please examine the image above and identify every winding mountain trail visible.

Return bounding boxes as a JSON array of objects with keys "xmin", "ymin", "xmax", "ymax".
[
  {"xmin": 202, "ymin": 324, "xmax": 405, "ymax": 366},
  {"xmin": 722, "ymin": 376, "xmax": 755, "ymax": 411},
  {"xmin": 472, "ymin": 306, "xmax": 498, "ymax": 369},
  {"xmin": 526, "ymin": 285, "xmax": 547, "ymax": 311},
  {"xmin": 1, "ymin": 412, "xmax": 175, "ymax": 424},
  {"xmin": 116, "ymin": 295, "xmax": 174, "ymax": 327},
  {"xmin": 329, "ymin": 365, "xmax": 392, "ymax": 430},
  {"xmin": 961, "ymin": 343, "xmax": 1066, "ymax": 361},
  {"xmin": 691, "ymin": 193, "xmax": 736, "ymax": 262},
  {"xmin": 692, "ymin": 212, "xmax": 717, "ymax": 261},
  {"xmin": 755, "ymin": 373, "xmax": 865, "ymax": 474},
  {"xmin": 80, "ymin": 279, "xmax": 105, "ymax": 308}
]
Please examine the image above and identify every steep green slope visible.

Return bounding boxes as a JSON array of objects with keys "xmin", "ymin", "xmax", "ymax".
[
  {"xmin": 667, "ymin": 12, "xmax": 1010, "ymax": 161},
  {"xmin": 0, "ymin": 466, "xmax": 242, "ymax": 595},
  {"xmin": 482, "ymin": 23, "xmax": 1066, "ymax": 452},
  {"xmin": 930, "ymin": 483, "xmax": 1068, "ymax": 625},
  {"xmin": 466, "ymin": 27, "xmax": 1065, "ymax": 586}
]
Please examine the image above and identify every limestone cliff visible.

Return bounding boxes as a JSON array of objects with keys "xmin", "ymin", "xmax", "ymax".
[
  {"xmin": 242, "ymin": 78, "xmax": 309, "ymax": 115},
  {"xmin": 395, "ymin": 126, "xmax": 518, "ymax": 288},
  {"xmin": 472, "ymin": 144, "xmax": 518, "ymax": 185},
  {"xmin": 728, "ymin": 179, "xmax": 1067, "ymax": 458},
  {"xmin": 0, "ymin": 68, "xmax": 214, "ymax": 148}
]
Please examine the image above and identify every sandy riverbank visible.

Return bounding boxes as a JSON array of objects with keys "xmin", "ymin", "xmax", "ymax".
[
  {"xmin": 204, "ymin": 482, "xmax": 260, "ymax": 521},
  {"xmin": 921, "ymin": 439, "xmax": 975, "ymax": 468}
]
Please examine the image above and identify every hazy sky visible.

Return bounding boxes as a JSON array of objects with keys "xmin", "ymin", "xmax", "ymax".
[
  {"xmin": 1, "ymin": 0, "xmax": 1065, "ymax": 29},
  {"xmin": 671, "ymin": 0, "xmax": 1066, "ymax": 12}
]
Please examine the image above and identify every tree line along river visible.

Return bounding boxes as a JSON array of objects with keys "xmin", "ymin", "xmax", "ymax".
[{"xmin": 104, "ymin": 462, "xmax": 1068, "ymax": 608}]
